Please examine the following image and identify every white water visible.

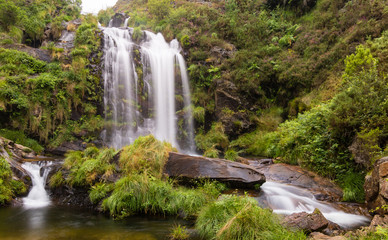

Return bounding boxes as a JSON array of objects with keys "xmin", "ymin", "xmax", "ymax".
[
  {"xmin": 259, "ymin": 182, "xmax": 370, "ymax": 229},
  {"xmin": 22, "ymin": 162, "xmax": 52, "ymax": 209},
  {"xmin": 124, "ymin": 17, "xmax": 130, "ymax": 28},
  {"xmin": 101, "ymin": 27, "xmax": 195, "ymax": 151}
]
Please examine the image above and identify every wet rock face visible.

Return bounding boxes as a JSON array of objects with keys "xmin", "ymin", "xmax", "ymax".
[
  {"xmin": 214, "ymin": 80, "xmax": 254, "ymax": 137},
  {"xmin": 364, "ymin": 157, "xmax": 388, "ymax": 215},
  {"xmin": 282, "ymin": 209, "xmax": 329, "ymax": 233},
  {"xmin": 164, "ymin": 152, "xmax": 266, "ymax": 189},
  {"xmin": 255, "ymin": 163, "xmax": 343, "ymax": 202}
]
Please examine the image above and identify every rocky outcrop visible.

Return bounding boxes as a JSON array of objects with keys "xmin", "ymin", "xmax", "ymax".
[
  {"xmin": 364, "ymin": 156, "xmax": 388, "ymax": 215},
  {"xmin": 164, "ymin": 152, "xmax": 266, "ymax": 189},
  {"xmin": 282, "ymin": 208, "xmax": 329, "ymax": 233},
  {"xmin": 255, "ymin": 162, "xmax": 343, "ymax": 202},
  {"xmin": 110, "ymin": 13, "xmax": 127, "ymax": 27},
  {"xmin": 215, "ymin": 80, "xmax": 254, "ymax": 137},
  {"xmin": 45, "ymin": 141, "xmax": 87, "ymax": 156},
  {"xmin": 0, "ymin": 137, "xmax": 34, "ymax": 187},
  {"xmin": 309, "ymin": 232, "xmax": 346, "ymax": 240}
]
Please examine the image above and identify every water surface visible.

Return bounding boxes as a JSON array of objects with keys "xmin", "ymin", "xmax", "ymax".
[{"xmin": 0, "ymin": 206, "xmax": 186, "ymax": 240}]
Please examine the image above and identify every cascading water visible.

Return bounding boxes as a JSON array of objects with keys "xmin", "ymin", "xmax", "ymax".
[
  {"xmin": 22, "ymin": 161, "xmax": 52, "ymax": 209},
  {"xmin": 101, "ymin": 26, "xmax": 195, "ymax": 151},
  {"xmin": 258, "ymin": 182, "xmax": 370, "ymax": 229}
]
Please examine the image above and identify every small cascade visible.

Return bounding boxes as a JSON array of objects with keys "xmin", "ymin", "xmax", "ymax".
[
  {"xmin": 101, "ymin": 26, "xmax": 195, "ymax": 152},
  {"xmin": 258, "ymin": 182, "xmax": 370, "ymax": 229},
  {"xmin": 22, "ymin": 161, "xmax": 52, "ymax": 209},
  {"xmin": 124, "ymin": 17, "xmax": 130, "ymax": 28}
]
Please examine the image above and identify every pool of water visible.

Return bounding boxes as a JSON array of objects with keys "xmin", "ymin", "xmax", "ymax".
[{"xmin": 0, "ymin": 206, "xmax": 188, "ymax": 240}]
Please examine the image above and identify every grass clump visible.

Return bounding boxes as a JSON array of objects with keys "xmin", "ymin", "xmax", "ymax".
[
  {"xmin": 119, "ymin": 135, "xmax": 174, "ymax": 178},
  {"xmin": 59, "ymin": 147, "xmax": 117, "ymax": 187},
  {"xmin": 102, "ymin": 174, "xmax": 221, "ymax": 219},
  {"xmin": 196, "ymin": 195, "xmax": 306, "ymax": 240},
  {"xmin": 0, "ymin": 129, "xmax": 43, "ymax": 154},
  {"xmin": 169, "ymin": 224, "xmax": 189, "ymax": 240},
  {"xmin": 89, "ymin": 183, "xmax": 114, "ymax": 204},
  {"xmin": 0, "ymin": 157, "xmax": 26, "ymax": 205}
]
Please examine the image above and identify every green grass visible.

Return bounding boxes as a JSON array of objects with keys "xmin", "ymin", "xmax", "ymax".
[
  {"xmin": 196, "ymin": 195, "xmax": 306, "ymax": 240},
  {"xmin": 119, "ymin": 135, "xmax": 175, "ymax": 178},
  {"xmin": 0, "ymin": 129, "xmax": 44, "ymax": 154},
  {"xmin": 102, "ymin": 174, "xmax": 221, "ymax": 219}
]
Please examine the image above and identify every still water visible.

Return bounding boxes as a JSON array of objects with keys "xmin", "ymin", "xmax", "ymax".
[{"xmin": 0, "ymin": 206, "xmax": 186, "ymax": 240}]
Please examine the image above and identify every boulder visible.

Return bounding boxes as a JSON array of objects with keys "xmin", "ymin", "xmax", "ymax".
[
  {"xmin": 369, "ymin": 214, "xmax": 388, "ymax": 227},
  {"xmin": 282, "ymin": 209, "xmax": 329, "ymax": 233},
  {"xmin": 256, "ymin": 163, "xmax": 343, "ymax": 202},
  {"xmin": 45, "ymin": 141, "xmax": 87, "ymax": 156},
  {"xmin": 364, "ymin": 156, "xmax": 388, "ymax": 215},
  {"xmin": 164, "ymin": 152, "xmax": 266, "ymax": 189}
]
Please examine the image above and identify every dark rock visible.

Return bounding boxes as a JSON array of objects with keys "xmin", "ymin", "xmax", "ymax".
[
  {"xmin": 110, "ymin": 13, "xmax": 127, "ymax": 27},
  {"xmin": 282, "ymin": 209, "xmax": 329, "ymax": 233},
  {"xmin": 49, "ymin": 185, "xmax": 94, "ymax": 209},
  {"xmin": 164, "ymin": 152, "xmax": 266, "ymax": 189},
  {"xmin": 45, "ymin": 141, "xmax": 87, "ymax": 156},
  {"xmin": 256, "ymin": 163, "xmax": 343, "ymax": 202},
  {"xmin": 364, "ymin": 157, "xmax": 388, "ymax": 215}
]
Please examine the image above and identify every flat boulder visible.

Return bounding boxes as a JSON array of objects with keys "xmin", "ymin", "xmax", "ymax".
[{"xmin": 164, "ymin": 152, "xmax": 266, "ymax": 189}]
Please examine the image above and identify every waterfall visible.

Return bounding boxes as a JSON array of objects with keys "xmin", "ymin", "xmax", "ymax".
[
  {"xmin": 258, "ymin": 182, "xmax": 370, "ymax": 229},
  {"xmin": 22, "ymin": 161, "xmax": 52, "ymax": 209},
  {"xmin": 124, "ymin": 17, "xmax": 130, "ymax": 28},
  {"xmin": 101, "ymin": 26, "xmax": 195, "ymax": 152}
]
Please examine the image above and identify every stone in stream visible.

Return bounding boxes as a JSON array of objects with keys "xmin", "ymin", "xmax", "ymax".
[
  {"xmin": 164, "ymin": 152, "xmax": 266, "ymax": 189},
  {"xmin": 364, "ymin": 156, "xmax": 388, "ymax": 215},
  {"xmin": 282, "ymin": 208, "xmax": 329, "ymax": 233}
]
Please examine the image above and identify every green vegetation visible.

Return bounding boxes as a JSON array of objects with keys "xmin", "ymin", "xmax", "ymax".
[
  {"xmin": 169, "ymin": 224, "xmax": 189, "ymax": 240},
  {"xmin": 0, "ymin": 129, "xmax": 43, "ymax": 153},
  {"xmin": 196, "ymin": 195, "xmax": 306, "ymax": 240},
  {"xmin": 0, "ymin": 157, "xmax": 26, "ymax": 205}
]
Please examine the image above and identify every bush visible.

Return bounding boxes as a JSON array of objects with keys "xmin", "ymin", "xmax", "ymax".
[
  {"xmin": 195, "ymin": 195, "xmax": 306, "ymax": 240},
  {"xmin": 195, "ymin": 122, "xmax": 229, "ymax": 157}
]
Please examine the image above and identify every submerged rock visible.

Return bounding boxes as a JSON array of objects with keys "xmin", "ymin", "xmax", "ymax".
[
  {"xmin": 282, "ymin": 208, "xmax": 329, "ymax": 233},
  {"xmin": 164, "ymin": 152, "xmax": 266, "ymax": 189}
]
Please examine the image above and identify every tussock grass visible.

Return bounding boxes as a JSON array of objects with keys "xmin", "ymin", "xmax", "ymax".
[
  {"xmin": 119, "ymin": 135, "xmax": 174, "ymax": 178},
  {"xmin": 196, "ymin": 195, "xmax": 306, "ymax": 240},
  {"xmin": 102, "ymin": 174, "xmax": 221, "ymax": 219},
  {"xmin": 0, "ymin": 129, "xmax": 44, "ymax": 154}
]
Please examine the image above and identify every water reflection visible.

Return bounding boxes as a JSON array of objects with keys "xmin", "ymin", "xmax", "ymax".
[{"xmin": 0, "ymin": 206, "xmax": 186, "ymax": 240}]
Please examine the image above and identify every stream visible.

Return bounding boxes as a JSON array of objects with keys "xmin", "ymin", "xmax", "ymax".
[{"xmin": 0, "ymin": 160, "xmax": 371, "ymax": 239}]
